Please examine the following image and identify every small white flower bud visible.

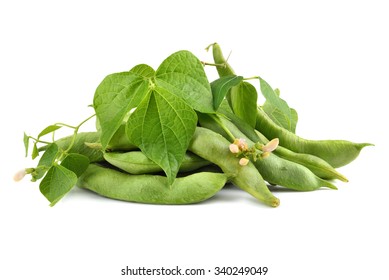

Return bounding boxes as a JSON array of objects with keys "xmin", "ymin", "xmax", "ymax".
[
  {"xmin": 229, "ymin": 144, "xmax": 240, "ymax": 154},
  {"xmin": 13, "ymin": 169, "xmax": 27, "ymax": 182},
  {"xmin": 239, "ymin": 158, "xmax": 249, "ymax": 166}
]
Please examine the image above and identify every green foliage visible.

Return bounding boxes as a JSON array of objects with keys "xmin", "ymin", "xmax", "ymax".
[
  {"xmin": 126, "ymin": 87, "xmax": 197, "ymax": 184},
  {"xmin": 155, "ymin": 50, "xmax": 214, "ymax": 113},
  {"xmin": 60, "ymin": 153, "xmax": 90, "ymax": 177},
  {"xmin": 37, "ymin": 125, "xmax": 62, "ymax": 139},
  {"xmin": 210, "ymin": 75, "xmax": 243, "ymax": 110},
  {"xmin": 94, "ymin": 50, "xmax": 212, "ymax": 184},
  {"xmin": 259, "ymin": 77, "xmax": 298, "ymax": 133},
  {"xmin": 230, "ymin": 81, "xmax": 258, "ymax": 128},
  {"xmin": 93, "ymin": 71, "xmax": 150, "ymax": 149},
  {"xmin": 39, "ymin": 165, "xmax": 78, "ymax": 206}
]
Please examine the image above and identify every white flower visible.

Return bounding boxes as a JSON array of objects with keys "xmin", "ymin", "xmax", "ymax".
[
  {"xmin": 239, "ymin": 158, "xmax": 249, "ymax": 166},
  {"xmin": 235, "ymin": 138, "xmax": 249, "ymax": 151},
  {"xmin": 13, "ymin": 169, "xmax": 27, "ymax": 182},
  {"xmin": 262, "ymin": 138, "xmax": 279, "ymax": 153},
  {"xmin": 229, "ymin": 144, "xmax": 240, "ymax": 154}
]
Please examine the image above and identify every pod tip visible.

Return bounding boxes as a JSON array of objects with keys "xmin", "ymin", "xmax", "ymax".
[{"xmin": 270, "ymin": 197, "xmax": 280, "ymax": 207}]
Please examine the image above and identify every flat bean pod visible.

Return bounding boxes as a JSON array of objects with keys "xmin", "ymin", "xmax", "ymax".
[
  {"xmin": 219, "ymin": 107, "xmax": 348, "ymax": 181},
  {"xmin": 78, "ymin": 164, "xmax": 227, "ymax": 204},
  {"xmin": 256, "ymin": 108, "xmax": 372, "ymax": 168},
  {"xmin": 188, "ymin": 127, "xmax": 280, "ymax": 207},
  {"xmin": 104, "ymin": 151, "xmax": 211, "ymax": 175},
  {"xmin": 107, "ymin": 123, "xmax": 137, "ymax": 151},
  {"xmin": 199, "ymin": 115, "xmax": 337, "ymax": 191}
]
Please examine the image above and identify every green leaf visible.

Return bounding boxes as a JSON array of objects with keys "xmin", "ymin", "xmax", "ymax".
[
  {"xmin": 23, "ymin": 132, "xmax": 29, "ymax": 157},
  {"xmin": 30, "ymin": 143, "xmax": 59, "ymax": 183},
  {"xmin": 130, "ymin": 64, "xmax": 155, "ymax": 78},
  {"xmin": 155, "ymin": 50, "xmax": 214, "ymax": 113},
  {"xmin": 291, "ymin": 108, "xmax": 298, "ymax": 133},
  {"xmin": 218, "ymin": 106, "xmax": 260, "ymax": 143},
  {"xmin": 211, "ymin": 75, "xmax": 243, "ymax": 110},
  {"xmin": 39, "ymin": 165, "xmax": 78, "ymax": 206},
  {"xmin": 93, "ymin": 70, "xmax": 151, "ymax": 149},
  {"xmin": 38, "ymin": 143, "xmax": 59, "ymax": 168},
  {"xmin": 60, "ymin": 153, "xmax": 90, "ymax": 177},
  {"xmin": 126, "ymin": 87, "xmax": 197, "ymax": 184},
  {"xmin": 218, "ymin": 99, "xmax": 234, "ymax": 115},
  {"xmin": 259, "ymin": 77, "xmax": 297, "ymax": 132},
  {"xmin": 32, "ymin": 142, "xmax": 39, "ymax": 159},
  {"xmin": 262, "ymin": 102, "xmax": 299, "ymax": 133},
  {"xmin": 230, "ymin": 81, "xmax": 258, "ymax": 128},
  {"xmin": 37, "ymin": 125, "xmax": 62, "ymax": 139}
]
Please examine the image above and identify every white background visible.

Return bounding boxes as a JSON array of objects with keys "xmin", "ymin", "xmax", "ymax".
[{"xmin": 1, "ymin": 0, "xmax": 388, "ymax": 279}]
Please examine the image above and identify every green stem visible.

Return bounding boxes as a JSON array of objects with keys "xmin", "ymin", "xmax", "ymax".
[
  {"xmin": 205, "ymin": 43, "xmax": 216, "ymax": 52},
  {"xmin": 201, "ymin": 61, "xmax": 227, "ymax": 68},
  {"xmin": 28, "ymin": 136, "xmax": 51, "ymax": 145},
  {"xmin": 54, "ymin": 122, "xmax": 77, "ymax": 129},
  {"xmin": 63, "ymin": 114, "xmax": 96, "ymax": 155},
  {"xmin": 209, "ymin": 114, "xmax": 236, "ymax": 141},
  {"xmin": 243, "ymin": 76, "xmax": 260, "ymax": 81}
]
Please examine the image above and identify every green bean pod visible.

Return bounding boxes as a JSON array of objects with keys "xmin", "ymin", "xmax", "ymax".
[
  {"xmin": 219, "ymin": 107, "xmax": 348, "ymax": 181},
  {"xmin": 199, "ymin": 114, "xmax": 337, "ymax": 191},
  {"xmin": 254, "ymin": 130, "xmax": 348, "ymax": 181},
  {"xmin": 104, "ymin": 151, "xmax": 211, "ymax": 175},
  {"xmin": 209, "ymin": 42, "xmax": 236, "ymax": 77},
  {"xmin": 78, "ymin": 164, "xmax": 227, "ymax": 204},
  {"xmin": 188, "ymin": 127, "xmax": 280, "ymax": 207},
  {"xmin": 256, "ymin": 108, "xmax": 372, "ymax": 168},
  {"xmin": 106, "ymin": 123, "xmax": 137, "ymax": 151}
]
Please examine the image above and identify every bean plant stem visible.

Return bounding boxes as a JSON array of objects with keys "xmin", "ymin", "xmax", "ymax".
[
  {"xmin": 28, "ymin": 136, "xmax": 51, "ymax": 145},
  {"xmin": 63, "ymin": 114, "xmax": 96, "ymax": 155},
  {"xmin": 54, "ymin": 123, "xmax": 77, "ymax": 129},
  {"xmin": 201, "ymin": 61, "xmax": 226, "ymax": 68},
  {"xmin": 243, "ymin": 76, "xmax": 260, "ymax": 81},
  {"xmin": 208, "ymin": 114, "xmax": 236, "ymax": 142}
]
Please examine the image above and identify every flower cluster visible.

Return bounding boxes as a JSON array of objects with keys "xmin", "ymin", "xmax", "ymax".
[{"xmin": 229, "ymin": 138, "xmax": 279, "ymax": 166}]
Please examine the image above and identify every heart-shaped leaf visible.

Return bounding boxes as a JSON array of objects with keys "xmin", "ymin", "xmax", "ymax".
[
  {"xmin": 126, "ymin": 86, "xmax": 197, "ymax": 184},
  {"xmin": 155, "ymin": 50, "xmax": 214, "ymax": 113}
]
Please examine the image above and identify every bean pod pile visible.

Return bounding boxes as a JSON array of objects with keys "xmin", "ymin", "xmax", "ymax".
[{"xmin": 18, "ymin": 43, "xmax": 372, "ymax": 207}]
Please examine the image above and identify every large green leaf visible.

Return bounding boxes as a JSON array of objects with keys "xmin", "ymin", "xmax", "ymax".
[
  {"xmin": 126, "ymin": 86, "xmax": 197, "ymax": 184},
  {"xmin": 155, "ymin": 50, "xmax": 214, "ymax": 113},
  {"xmin": 93, "ymin": 71, "xmax": 151, "ymax": 148},
  {"xmin": 210, "ymin": 75, "xmax": 243, "ymax": 110},
  {"xmin": 39, "ymin": 165, "xmax": 78, "ymax": 206},
  {"xmin": 230, "ymin": 81, "xmax": 258, "ymax": 128}
]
